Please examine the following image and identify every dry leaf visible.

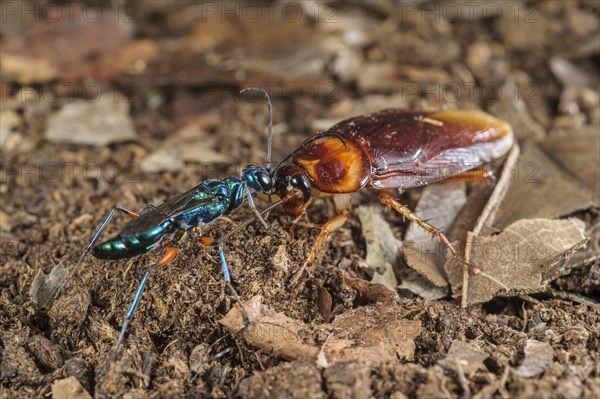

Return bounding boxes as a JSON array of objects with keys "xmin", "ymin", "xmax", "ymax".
[
  {"xmin": 342, "ymin": 272, "xmax": 396, "ymax": 303},
  {"xmin": 493, "ymin": 143, "xmax": 595, "ymax": 230},
  {"xmin": 45, "ymin": 94, "xmax": 137, "ymax": 146},
  {"xmin": 219, "ymin": 296, "xmax": 319, "ymax": 362},
  {"xmin": 220, "ymin": 296, "xmax": 421, "ymax": 366},
  {"xmin": 317, "ymin": 286, "xmax": 333, "ymax": 322},
  {"xmin": 438, "ymin": 340, "xmax": 488, "ymax": 377},
  {"xmin": 356, "ymin": 206, "xmax": 399, "ymax": 291},
  {"xmin": 539, "ymin": 126, "xmax": 600, "ymax": 204},
  {"xmin": 488, "ymin": 81, "xmax": 546, "ymax": 141},
  {"xmin": 514, "ymin": 340, "xmax": 554, "ymax": 378},
  {"xmin": 29, "ymin": 264, "xmax": 68, "ymax": 310},
  {"xmin": 452, "ymin": 218, "xmax": 588, "ymax": 305},
  {"xmin": 396, "ymin": 269, "xmax": 448, "ymax": 301},
  {"xmin": 140, "ymin": 148, "xmax": 185, "ymax": 173},
  {"xmin": 404, "ymin": 182, "xmax": 467, "ymax": 287}
]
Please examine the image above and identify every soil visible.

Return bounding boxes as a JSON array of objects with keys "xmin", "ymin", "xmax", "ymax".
[{"xmin": 1, "ymin": 1, "xmax": 599, "ymax": 398}]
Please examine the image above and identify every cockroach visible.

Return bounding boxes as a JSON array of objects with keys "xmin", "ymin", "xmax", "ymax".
[{"xmin": 270, "ymin": 107, "xmax": 514, "ymax": 292}]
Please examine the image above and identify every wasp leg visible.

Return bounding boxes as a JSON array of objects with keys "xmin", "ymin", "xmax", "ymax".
[
  {"xmin": 436, "ymin": 165, "xmax": 496, "ymax": 184},
  {"xmin": 218, "ymin": 243, "xmax": 251, "ymax": 329},
  {"xmin": 54, "ymin": 204, "xmax": 140, "ymax": 300},
  {"xmin": 138, "ymin": 203, "xmax": 157, "ymax": 215},
  {"xmin": 244, "ymin": 184, "xmax": 283, "ymax": 239},
  {"xmin": 377, "ymin": 192, "xmax": 479, "ymax": 274},
  {"xmin": 99, "ymin": 247, "xmax": 177, "ymax": 379}
]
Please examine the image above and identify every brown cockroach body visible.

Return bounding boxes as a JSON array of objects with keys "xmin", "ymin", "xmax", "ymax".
[{"xmin": 272, "ymin": 109, "xmax": 514, "ymax": 292}]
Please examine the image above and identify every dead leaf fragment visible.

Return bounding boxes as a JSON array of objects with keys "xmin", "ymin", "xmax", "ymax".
[
  {"xmin": 356, "ymin": 206, "xmax": 400, "ymax": 291},
  {"xmin": 45, "ymin": 93, "xmax": 136, "ymax": 146},
  {"xmin": 404, "ymin": 182, "xmax": 467, "ymax": 287},
  {"xmin": 438, "ymin": 340, "xmax": 488, "ymax": 377},
  {"xmin": 29, "ymin": 264, "xmax": 68, "ymax": 310},
  {"xmin": 343, "ymin": 272, "xmax": 396, "ymax": 303},
  {"xmin": 514, "ymin": 340, "xmax": 554, "ymax": 378},
  {"xmin": 317, "ymin": 286, "xmax": 333, "ymax": 322},
  {"xmin": 140, "ymin": 148, "xmax": 185, "ymax": 173},
  {"xmin": 220, "ymin": 296, "xmax": 421, "ymax": 366},
  {"xmin": 52, "ymin": 376, "xmax": 92, "ymax": 399},
  {"xmin": 219, "ymin": 296, "xmax": 319, "ymax": 361},
  {"xmin": 458, "ymin": 218, "xmax": 588, "ymax": 304},
  {"xmin": 540, "ymin": 126, "xmax": 600, "ymax": 204},
  {"xmin": 488, "ymin": 82, "xmax": 545, "ymax": 141},
  {"xmin": 493, "ymin": 144, "xmax": 595, "ymax": 230}
]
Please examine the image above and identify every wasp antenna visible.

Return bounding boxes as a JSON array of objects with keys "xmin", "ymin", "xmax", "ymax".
[{"xmin": 240, "ymin": 87, "xmax": 273, "ymax": 172}]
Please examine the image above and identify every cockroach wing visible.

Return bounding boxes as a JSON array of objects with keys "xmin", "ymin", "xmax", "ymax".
[{"xmin": 331, "ymin": 109, "xmax": 513, "ymax": 190}]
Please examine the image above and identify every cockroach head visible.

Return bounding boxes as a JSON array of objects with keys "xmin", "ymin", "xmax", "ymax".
[{"xmin": 274, "ymin": 165, "xmax": 311, "ymax": 203}]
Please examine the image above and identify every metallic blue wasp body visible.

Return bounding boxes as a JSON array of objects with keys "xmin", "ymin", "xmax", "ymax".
[
  {"xmin": 91, "ymin": 173, "xmax": 267, "ymax": 260},
  {"xmin": 53, "ymin": 88, "xmax": 280, "ymax": 379}
]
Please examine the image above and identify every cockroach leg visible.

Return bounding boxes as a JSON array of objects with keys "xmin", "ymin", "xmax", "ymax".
[
  {"xmin": 288, "ymin": 197, "xmax": 316, "ymax": 241},
  {"xmin": 289, "ymin": 213, "xmax": 349, "ymax": 297},
  {"xmin": 289, "ymin": 211, "xmax": 305, "ymax": 242},
  {"xmin": 289, "ymin": 194, "xmax": 352, "ymax": 297},
  {"xmin": 377, "ymin": 192, "xmax": 479, "ymax": 274}
]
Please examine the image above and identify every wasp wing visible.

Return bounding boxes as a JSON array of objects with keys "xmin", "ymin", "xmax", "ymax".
[{"xmin": 119, "ymin": 184, "xmax": 228, "ymax": 235}]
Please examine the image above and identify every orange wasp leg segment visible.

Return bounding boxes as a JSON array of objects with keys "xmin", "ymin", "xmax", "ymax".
[
  {"xmin": 289, "ymin": 194, "xmax": 351, "ymax": 296},
  {"xmin": 377, "ymin": 192, "xmax": 479, "ymax": 274}
]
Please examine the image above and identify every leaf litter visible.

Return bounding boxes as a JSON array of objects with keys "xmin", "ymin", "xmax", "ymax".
[{"xmin": 2, "ymin": 2, "xmax": 600, "ymax": 398}]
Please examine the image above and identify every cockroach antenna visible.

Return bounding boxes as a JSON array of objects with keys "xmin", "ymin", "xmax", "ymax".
[{"xmin": 240, "ymin": 87, "xmax": 273, "ymax": 172}]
